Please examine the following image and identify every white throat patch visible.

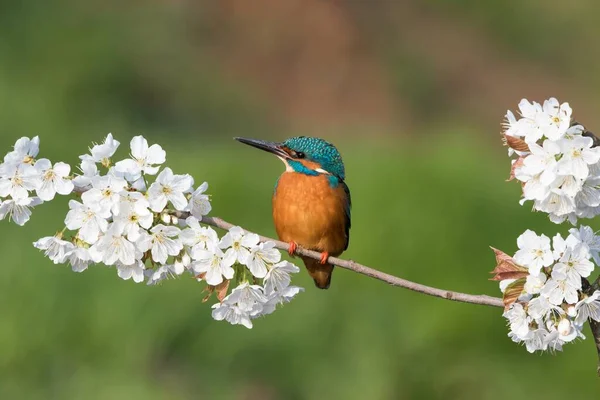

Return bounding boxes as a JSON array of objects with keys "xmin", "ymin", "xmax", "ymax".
[
  {"xmin": 277, "ymin": 156, "xmax": 294, "ymax": 172},
  {"xmin": 277, "ymin": 157, "xmax": 330, "ymax": 175}
]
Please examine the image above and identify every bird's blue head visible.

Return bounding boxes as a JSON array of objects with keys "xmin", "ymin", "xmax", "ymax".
[{"xmin": 235, "ymin": 136, "xmax": 345, "ymax": 180}]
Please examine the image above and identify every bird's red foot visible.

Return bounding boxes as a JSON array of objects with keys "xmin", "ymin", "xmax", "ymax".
[
  {"xmin": 319, "ymin": 252, "xmax": 329, "ymax": 265},
  {"xmin": 288, "ymin": 241, "xmax": 298, "ymax": 257}
]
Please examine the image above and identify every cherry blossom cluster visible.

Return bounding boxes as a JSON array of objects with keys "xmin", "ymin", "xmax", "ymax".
[
  {"xmin": 0, "ymin": 136, "xmax": 72, "ymax": 225},
  {"xmin": 496, "ymin": 226, "xmax": 600, "ymax": 353},
  {"xmin": 495, "ymin": 98, "xmax": 600, "ymax": 356},
  {"xmin": 503, "ymin": 98, "xmax": 600, "ymax": 224},
  {"xmin": 0, "ymin": 134, "xmax": 303, "ymax": 328}
]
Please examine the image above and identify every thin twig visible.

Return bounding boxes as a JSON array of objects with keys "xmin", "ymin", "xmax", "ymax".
[{"xmin": 172, "ymin": 212, "xmax": 504, "ymax": 308}]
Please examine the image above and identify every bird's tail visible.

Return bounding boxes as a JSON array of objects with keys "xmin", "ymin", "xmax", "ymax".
[{"xmin": 301, "ymin": 256, "xmax": 334, "ymax": 289}]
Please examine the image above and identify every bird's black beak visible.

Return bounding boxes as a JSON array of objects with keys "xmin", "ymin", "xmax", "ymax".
[{"xmin": 234, "ymin": 137, "xmax": 290, "ymax": 159}]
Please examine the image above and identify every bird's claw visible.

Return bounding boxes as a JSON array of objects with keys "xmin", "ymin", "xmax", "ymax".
[
  {"xmin": 288, "ymin": 241, "xmax": 298, "ymax": 257},
  {"xmin": 319, "ymin": 252, "xmax": 329, "ymax": 265}
]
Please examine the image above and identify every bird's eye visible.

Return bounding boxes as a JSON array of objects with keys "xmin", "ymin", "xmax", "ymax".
[{"xmin": 296, "ymin": 152, "xmax": 305, "ymax": 159}]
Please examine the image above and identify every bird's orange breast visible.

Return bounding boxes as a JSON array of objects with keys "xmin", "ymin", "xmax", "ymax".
[{"xmin": 272, "ymin": 172, "xmax": 348, "ymax": 256}]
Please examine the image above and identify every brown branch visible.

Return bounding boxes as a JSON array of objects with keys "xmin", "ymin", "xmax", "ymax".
[
  {"xmin": 590, "ymin": 320, "xmax": 600, "ymax": 377},
  {"xmin": 588, "ymin": 278, "xmax": 600, "ymax": 377},
  {"xmin": 172, "ymin": 213, "xmax": 504, "ymax": 308},
  {"xmin": 196, "ymin": 214, "xmax": 600, "ymax": 373}
]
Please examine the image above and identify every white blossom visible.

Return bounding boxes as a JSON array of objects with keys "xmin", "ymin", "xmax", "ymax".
[
  {"xmin": 522, "ymin": 328, "xmax": 550, "ymax": 353},
  {"xmin": 186, "ymin": 182, "xmax": 211, "ymax": 220},
  {"xmin": 72, "ymin": 160, "xmax": 99, "ymax": 190},
  {"xmin": 116, "ymin": 260, "xmax": 145, "ymax": 283},
  {"xmin": 136, "ymin": 224, "xmax": 183, "ymax": 264},
  {"xmin": 33, "ymin": 235, "xmax": 74, "ymax": 264},
  {"xmin": 504, "ymin": 303, "xmax": 530, "ymax": 340},
  {"xmin": 269, "ymin": 285, "xmax": 303, "ymax": 305},
  {"xmin": 67, "ymin": 243, "xmax": 92, "ymax": 272},
  {"xmin": 89, "ymin": 223, "xmax": 136, "ymax": 266},
  {"xmin": 230, "ymin": 282, "xmax": 268, "ymax": 315},
  {"xmin": 4, "ymin": 136, "xmax": 40, "ymax": 164},
  {"xmin": 190, "ymin": 245, "xmax": 235, "ymax": 286},
  {"xmin": 523, "ymin": 273, "xmax": 547, "ymax": 295},
  {"xmin": 82, "ymin": 174, "xmax": 128, "ymax": 215},
  {"xmin": 113, "ymin": 198, "xmax": 152, "ymax": 242},
  {"xmin": 34, "ymin": 159, "xmax": 74, "ymax": 201},
  {"xmin": 556, "ymin": 136, "xmax": 600, "ymax": 180},
  {"xmin": 574, "ymin": 291, "xmax": 600, "ymax": 326},
  {"xmin": 539, "ymin": 98, "xmax": 572, "ymax": 141},
  {"xmin": 147, "ymin": 167, "xmax": 194, "ymax": 212},
  {"xmin": 145, "ymin": 261, "xmax": 189, "ymax": 284},
  {"xmin": 264, "ymin": 260, "xmax": 300, "ymax": 295},
  {"xmin": 543, "ymin": 330, "xmax": 564, "ymax": 353},
  {"xmin": 518, "ymin": 172, "xmax": 551, "ymax": 201},
  {"xmin": 246, "ymin": 241, "xmax": 281, "ymax": 278},
  {"xmin": 65, "ymin": 199, "xmax": 110, "ymax": 244},
  {"xmin": 552, "ymin": 233, "xmax": 567, "ymax": 259},
  {"xmin": 541, "ymin": 270, "xmax": 580, "ymax": 305},
  {"xmin": 552, "ymin": 244, "xmax": 594, "ymax": 287},
  {"xmin": 114, "ymin": 135, "xmax": 166, "ymax": 179},
  {"xmin": 567, "ymin": 225, "xmax": 600, "ymax": 265},
  {"xmin": 145, "ymin": 265, "xmax": 170, "ymax": 285},
  {"xmin": 520, "ymin": 140, "xmax": 560, "ymax": 185},
  {"xmin": 527, "ymin": 295, "xmax": 558, "ymax": 320},
  {"xmin": 535, "ymin": 189, "xmax": 576, "ymax": 217},
  {"xmin": 503, "ymin": 99, "xmax": 543, "ymax": 143},
  {"xmin": 180, "ymin": 216, "xmax": 218, "ymax": 252},
  {"xmin": 80, "ymin": 133, "xmax": 120, "ymax": 166},
  {"xmin": 513, "ymin": 230, "xmax": 554, "ymax": 274},
  {"xmin": 219, "ymin": 226, "xmax": 259, "ymax": 266},
  {"xmin": 0, "ymin": 163, "xmax": 41, "ymax": 200},
  {"xmin": 0, "ymin": 196, "xmax": 42, "ymax": 225},
  {"xmin": 211, "ymin": 301, "xmax": 254, "ymax": 329},
  {"xmin": 211, "ymin": 282, "xmax": 268, "ymax": 329}
]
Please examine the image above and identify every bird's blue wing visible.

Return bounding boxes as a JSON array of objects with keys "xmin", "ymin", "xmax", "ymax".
[{"xmin": 342, "ymin": 181, "xmax": 351, "ymax": 251}]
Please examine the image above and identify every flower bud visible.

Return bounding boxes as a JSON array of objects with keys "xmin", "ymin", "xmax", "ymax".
[
  {"xmin": 171, "ymin": 215, "xmax": 179, "ymax": 225},
  {"xmin": 558, "ymin": 319, "xmax": 571, "ymax": 336},
  {"xmin": 173, "ymin": 260, "xmax": 184, "ymax": 275},
  {"xmin": 161, "ymin": 213, "xmax": 170, "ymax": 224},
  {"xmin": 181, "ymin": 252, "xmax": 191, "ymax": 267}
]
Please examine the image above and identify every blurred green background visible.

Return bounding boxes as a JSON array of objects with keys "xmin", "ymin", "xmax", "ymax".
[{"xmin": 1, "ymin": 0, "xmax": 600, "ymax": 399}]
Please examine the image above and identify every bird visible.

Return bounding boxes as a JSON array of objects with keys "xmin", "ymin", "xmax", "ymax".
[{"xmin": 235, "ymin": 136, "xmax": 351, "ymax": 289}]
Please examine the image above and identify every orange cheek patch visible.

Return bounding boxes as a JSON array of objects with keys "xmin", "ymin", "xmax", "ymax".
[{"xmin": 298, "ymin": 159, "xmax": 322, "ymax": 170}]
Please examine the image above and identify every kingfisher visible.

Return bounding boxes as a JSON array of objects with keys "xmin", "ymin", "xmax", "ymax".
[{"xmin": 235, "ymin": 136, "xmax": 351, "ymax": 289}]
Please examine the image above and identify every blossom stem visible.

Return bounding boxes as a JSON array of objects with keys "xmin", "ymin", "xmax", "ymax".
[
  {"xmin": 241, "ymin": 264, "xmax": 248, "ymax": 283},
  {"xmin": 169, "ymin": 212, "xmax": 504, "ymax": 308}
]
